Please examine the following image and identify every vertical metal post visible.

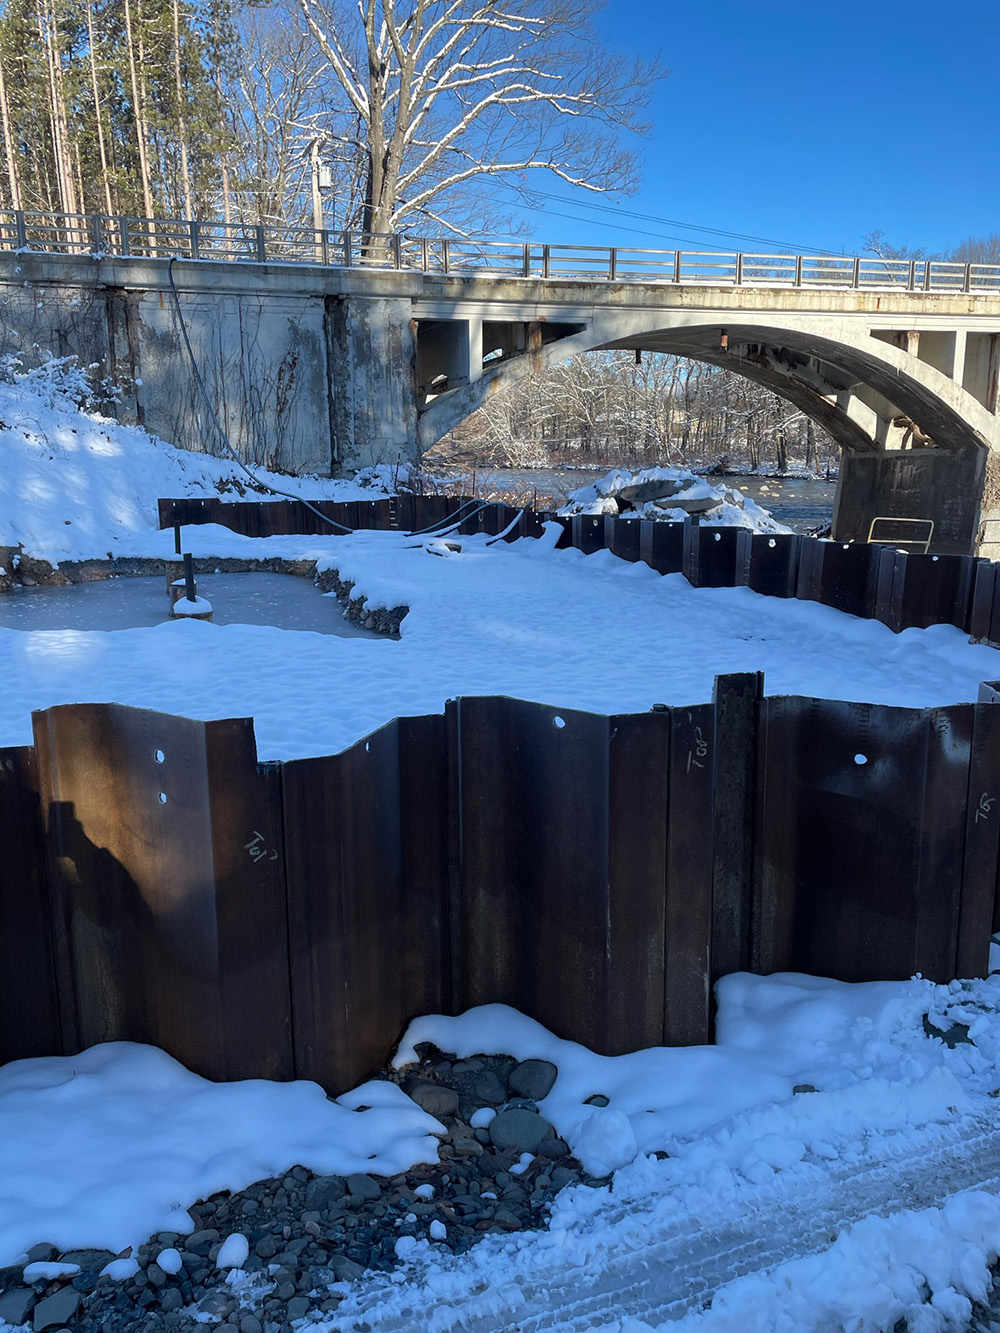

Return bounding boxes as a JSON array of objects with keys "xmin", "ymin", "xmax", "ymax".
[
  {"xmin": 321, "ymin": 229, "xmax": 330, "ymax": 266},
  {"xmin": 852, "ymin": 256, "xmax": 861, "ymax": 288},
  {"xmin": 343, "ymin": 231, "xmax": 353, "ymax": 267},
  {"xmin": 393, "ymin": 233, "xmax": 402, "ymax": 269},
  {"xmin": 794, "ymin": 254, "xmax": 803, "ymax": 286},
  {"xmin": 120, "ymin": 217, "xmax": 131, "ymax": 257},
  {"xmin": 735, "ymin": 252, "xmax": 744, "ymax": 285},
  {"xmin": 924, "ymin": 261, "xmax": 933, "ymax": 291},
  {"xmin": 422, "ymin": 236, "xmax": 429, "ymax": 271},
  {"xmin": 442, "ymin": 239, "xmax": 450, "ymax": 275},
  {"xmin": 14, "ymin": 210, "xmax": 26, "ymax": 249},
  {"xmin": 189, "ymin": 220, "xmax": 200, "ymax": 260},
  {"xmin": 173, "ymin": 523, "xmax": 182, "ymax": 555},
  {"xmin": 542, "ymin": 244, "xmax": 550, "ymax": 279},
  {"xmin": 908, "ymin": 259, "xmax": 916, "ymax": 290},
  {"xmin": 522, "ymin": 242, "xmax": 530, "ymax": 277},
  {"xmin": 609, "ymin": 248, "xmax": 617, "ymax": 280},
  {"xmin": 964, "ymin": 263, "xmax": 972, "ymax": 293},
  {"xmin": 89, "ymin": 213, "xmax": 104, "ymax": 254},
  {"xmin": 255, "ymin": 224, "xmax": 266, "ymax": 263},
  {"xmin": 183, "ymin": 552, "xmax": 196, "ymax": 602},
  {"xmin": 673, "ymin": 250, "xmax": 682, "ymax": 283}
]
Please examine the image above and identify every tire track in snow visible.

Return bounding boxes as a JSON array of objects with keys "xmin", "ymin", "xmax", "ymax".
[{"xmin": 330, "ymin": 1110, "xmax": 1000, "ymax": 1332}]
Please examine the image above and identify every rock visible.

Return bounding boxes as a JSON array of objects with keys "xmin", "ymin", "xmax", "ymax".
[
  {"xmin": 239, "ymin": 1317, "xmax": 262, "ymax": 1333},
  {"xmin": 583, "ymin": 1093, "xmax": 610, "ymax": 1107},
  {"xmin": 329, "ymin": 1255, "xmax": 365, "ymax": 1283},
  {"xmin": 159, "ymin": 1290, "xmax": 182, "ymax": 1314},
  {"xmin": 198, "ymin": 1291, "xmax": 235, "ymax": 1318},
  {"xmin": 286, "ymin": 1297, "xmax": 311, "ymax": 1321},
  {"xmin": 303, "ymin": 1175, "xmax": 346, "ymax": 1212},
  {"xmin": 32, "ymin": 1289, "xmax": 81, "ymax": 1331},
  {"xmin": 509, "ymin": 1060, "xmax": 557, "ymax": 1101},
  {"xmin": 57, "ymin": 1250, "xmax": 115, "ymax": 1272},
  {"xmin": 404, "ymin": 1080, "xmax": 460, "ymax": 1117},
  {"xmin": 183, "ymin": 1230, "xmax": 219, "ymax": 1257},
  {"xmin": 473, "ymin": 1071, "xmax": 506, "ymax": 1105},
  {"xmin": 451, "ymin": 1137, "xmax": 484, "ymax": 1158},
  {"xmin": 0, "ymin": 1287, "xmax": 36, "ymax": 1326},
  {"xmin": 489, "ymin": 1108, "xmax": 553, "ymax": 1155},
  {"xmin": 254, "ymin": 1237, "xmax": 279, "ymax": 1261},
  {"xmin": 346, "ymin": 1174, "xmax": 381, "ymax": 1201},
  {"xmin": 145, "ymin": 1264, "xmax": 167, "ymax": 1287},
  {"xmin": 26, "ymin": 1244, "xmax": 58, "ymax": 1265},
  {"xmin": 793, "ymin": 1083, "xmax": 818, "ymax": 1094}
]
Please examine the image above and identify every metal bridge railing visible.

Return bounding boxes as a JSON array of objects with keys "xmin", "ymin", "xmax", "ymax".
[{"xmin": 1, "ymin": 208, "xmax": 998, "ymax": 294}]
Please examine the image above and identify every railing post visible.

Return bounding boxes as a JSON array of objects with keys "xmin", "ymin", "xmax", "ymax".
[
  {"xmin": 119, "ymin": 216, "xmax": 131, "ymax": 257},
  {"xmin": 189, "ymin": 220, "xmax": 200, "ymax": 260},
  {"xmin": 674, "ymin": 249, "xmax": 682, "ymax": 283},
  {"xmin": 735, "ymin": 252, "xmax": 743, "ymax": 285},
  {"xmin": 422, "ymin": 236, "xmax": 429, "ymax": 271},
  {"xmin": 522, "ymin": 242, "xmax": 530, "ymax": 277},
  {"xmin": 908, "ymin": 258, "xmax": 916, "ymax": 290},
  {"xmin": 321, "ymin": 229, "xmax": 330, "ymax": 266},
  {"xmin": 965, "ymin": 263, "xmax": 972, "ymax": 293},
  {"xmin": 609, "ymin": 247, "xmax": 617, "ymax": 280},
  {"xmin": 542, "ymin": 244, "xmax": 550, "ymax": 279},
  {"xmin": 393, "ymin": 233, "xmax": 402, "ymax": 269},
  {"xmin": 89, "ymin": 213, "xmax": 104, "ymax": 255},
  {"xmin": 442, "ymin": 239, "xmax": 450, "ymax": 274},
  {"xmin": 924, "ymin": 260, "xmax": 933, "ymax": 291},
  {"xmin": 794, "ymin": 254, "xmax": 803, "ymax": 286},
  {"xmin": 14, "ymin": 209, "xmax": 26, "ymax": 249},
  {"xmin": 852, "ymin": 256, "xmax": 861, "ymax": 288},
  {"xmin": 255, "ymin": 224, "xmax": 266, "ymax": 263},
  {"xmin": 343, "ymin": 231, "xmax": 353, "ymax": 267}
]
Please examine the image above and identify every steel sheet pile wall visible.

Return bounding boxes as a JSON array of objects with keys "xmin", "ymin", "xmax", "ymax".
[
  {"xmin": 157, "ymin": 497, "xmax": 1000, "ymax": 646},
  {"xmin": 3, "ymin": 675, "xmax": 999, "ymax": 1089}
]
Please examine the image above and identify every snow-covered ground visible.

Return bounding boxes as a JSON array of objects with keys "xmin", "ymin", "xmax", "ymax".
[{"xmin": 4, "ymin": 371, "xmax": 1000, "ymax": 1331}]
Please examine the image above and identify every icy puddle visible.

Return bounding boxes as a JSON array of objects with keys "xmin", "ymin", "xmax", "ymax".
[{"xmin": 0, "ymin": 572, "xmax": 379, "ymax": 637}]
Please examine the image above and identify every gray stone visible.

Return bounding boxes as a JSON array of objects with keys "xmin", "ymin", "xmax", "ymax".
[
  {"xmin": 56, "ymin": 1250, "xmax": 114, "ymax": 1272},
  {"xmin": 489, "ymin": 1107, "xmax": 553, "ymax": 1155},
  {"xmin": 584, "ymin": 1093, "xmax": 610, "ymax": 1107},
  {"xmin": 509, "ymin": 1060, "xmax": 557, "ymax": 1101},
  {"xmin": 538, "ymin": 1136, "xmax": 569, "ymax": 1159},
  {"xmin": 159, "ymin": 1290, "xmax": 183, "ymax": 1315},
  {"xmin": 254, "ymin": 1238, "xmax": 279, "ymax": 1260},
  {"xmin": 346, "ymin": 1174, "xmax": 381, "ymax": 1201},
  {"xmin": 404, "ymin": 1080, "xmax": 459, "ymax": 1118},
  {"xmin": 473, "ymin": 1071, "xmax": 506, "ymax": 1105},
  {"xmin": 303, "ymin": 1175, "xmax": 346, "ymax": 1213},
  {"xmin": 146, "ymin": 1264, "xmax": 167, "ymax": 1288},
  {"xmin": 183, "ymin": 1230, "xmax": 220, "ymax": 1257},
  {"xmin": 26, "ymin": 1244, "xmax": 58, "ymax": 1265},
  {"xmin": 32, "ymin": 1289, "xmax": 81, "ymax": 1331},
  {"xmin": 451, "ymin": 1137, "xmax": 483, "ymax": 1158},
  {"xmin": 285, "ymin": 1297, "xmax": 310, "ymax": 1322},
  {"xmin": 0, "ymin": 1287, "xmax": 36, "ymax": 1326},
  {"xmin": 329, "ymin": 1255, "xmax": 365, "ymax": 1283},
  {"xmin": 551, "ymin": 1166, "xmax": 580, "ymax": 1190},
  {"xmin": 239, "ymin": 1317, "xmax": 262, "ymax": 1333},
  {"xmin": 198, "ymin": 1291, "xmax": 236, "ymax": 1318}
]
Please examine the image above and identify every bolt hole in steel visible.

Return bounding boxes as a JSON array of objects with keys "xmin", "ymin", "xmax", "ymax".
[
  {"xmin": 154, "ymin": 748, "xmax": 165, "ymax": 764},
  {"xmin": 854, "ymin": 754, "xmax": 868, "ymax": 766},
  {"xmin": 157, "ymin": 791, "xmax": 168, "ymax": 804},
  {"xmin": 553, "ymin": 715, "xmax": 566, "ymax": 729}
]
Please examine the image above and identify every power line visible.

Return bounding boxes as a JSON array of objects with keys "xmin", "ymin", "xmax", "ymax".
[{"xmin": 508, "ymin": 188, "xmax": 846, "ymax": 256}]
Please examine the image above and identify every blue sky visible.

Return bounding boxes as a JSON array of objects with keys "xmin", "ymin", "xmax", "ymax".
[{"xmin": 504, "ymin": 0, "xmax": 1000, "ymax": 258}]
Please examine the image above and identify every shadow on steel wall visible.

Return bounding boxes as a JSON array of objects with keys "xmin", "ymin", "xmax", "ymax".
[{"xmin": 3, "ymin": 674, "xmax": 999, "ymax": 1091}]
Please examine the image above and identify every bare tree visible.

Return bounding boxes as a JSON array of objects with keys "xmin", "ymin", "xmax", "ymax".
[{"xmin": 292, "ymin": 0, "xmax": 663, "ymax": 236}]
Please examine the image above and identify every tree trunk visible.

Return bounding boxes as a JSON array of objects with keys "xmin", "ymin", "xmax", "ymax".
[
  {"xmin": 171, "ymin": 0, "xmax": 194, "ymax": 218},
  {"xmin": 123, "ymin": 0, "xmax": 156, "ymax": 224},
  {"xmin": 85, "ymin": 0, "xmax": 115, "ymax": 217}
]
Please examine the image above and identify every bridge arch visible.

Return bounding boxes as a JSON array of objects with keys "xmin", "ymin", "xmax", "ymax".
[{"xmin": 417, "ymin": 311, "xmax": 998, "ymax": 553}]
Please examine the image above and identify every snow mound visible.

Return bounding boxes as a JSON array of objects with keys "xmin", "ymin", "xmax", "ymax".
[
  {"xmin": 559, "ymin": 465, "xmax": 792, "ymax": 533},
  {"xmin": 0, "ymin": 358, "xmax": 398, "ymax": 566}
]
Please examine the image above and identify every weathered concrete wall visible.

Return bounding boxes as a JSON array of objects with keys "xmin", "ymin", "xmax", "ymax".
[
  {"xmin": 0, "ymin": 253, "xmax": 421, "ymax": 476},
  {"xmin": 834, "ymin": 450, "xmax": 986, "ymax": 555}
]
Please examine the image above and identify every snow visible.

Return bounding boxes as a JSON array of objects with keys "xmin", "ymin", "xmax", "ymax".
[
  {"xmin": 559, "ymin": 466, "xmax": 792, "ymax": 532},
  {"xmin": 0, "ymin": 1042, "xmax": 444, "ymax": 1268},
  {"xmin": 156, "ymin": 1247, "xmax": 183, "ymax": 1275},
  {"xmin": 170, "ymin": 594, "xmax": 213, "ymax": 615},
  {"xmin": 21, "ymin": 1262, "xmax": 79, "ymax": 1282},
  {"xmin": 215, "ymin": 1233, "xmax": 249, "ymax": 1269}
]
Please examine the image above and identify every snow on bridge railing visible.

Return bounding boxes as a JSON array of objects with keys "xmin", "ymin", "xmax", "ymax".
[{"xmin": 1, "ymin": 208, "xmax": 999, "ymax": 294}]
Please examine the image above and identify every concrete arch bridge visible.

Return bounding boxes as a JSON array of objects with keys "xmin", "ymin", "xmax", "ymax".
[{"xmin": 1, "ymin": 224, "xmax": 999, "ymax": 554}]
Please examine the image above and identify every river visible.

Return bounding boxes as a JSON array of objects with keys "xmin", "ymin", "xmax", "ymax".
[{"xmin": 462, "ymin": 468, "xmax": 837, "ymax": 535}]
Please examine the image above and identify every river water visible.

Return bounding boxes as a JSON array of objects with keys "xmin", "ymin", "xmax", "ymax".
[{"xmin": 464, "ymin": 468, "xmax": 836, "ymax": 535}]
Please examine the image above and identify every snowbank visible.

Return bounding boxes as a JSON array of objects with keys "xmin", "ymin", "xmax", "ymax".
[
  {"xmin": 558, "ymin": 466, "xmax": 792, "ymax": 533},
  {"xmin": 0, "ymin": 359, "xmax": 397, "ymax": 567}
]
